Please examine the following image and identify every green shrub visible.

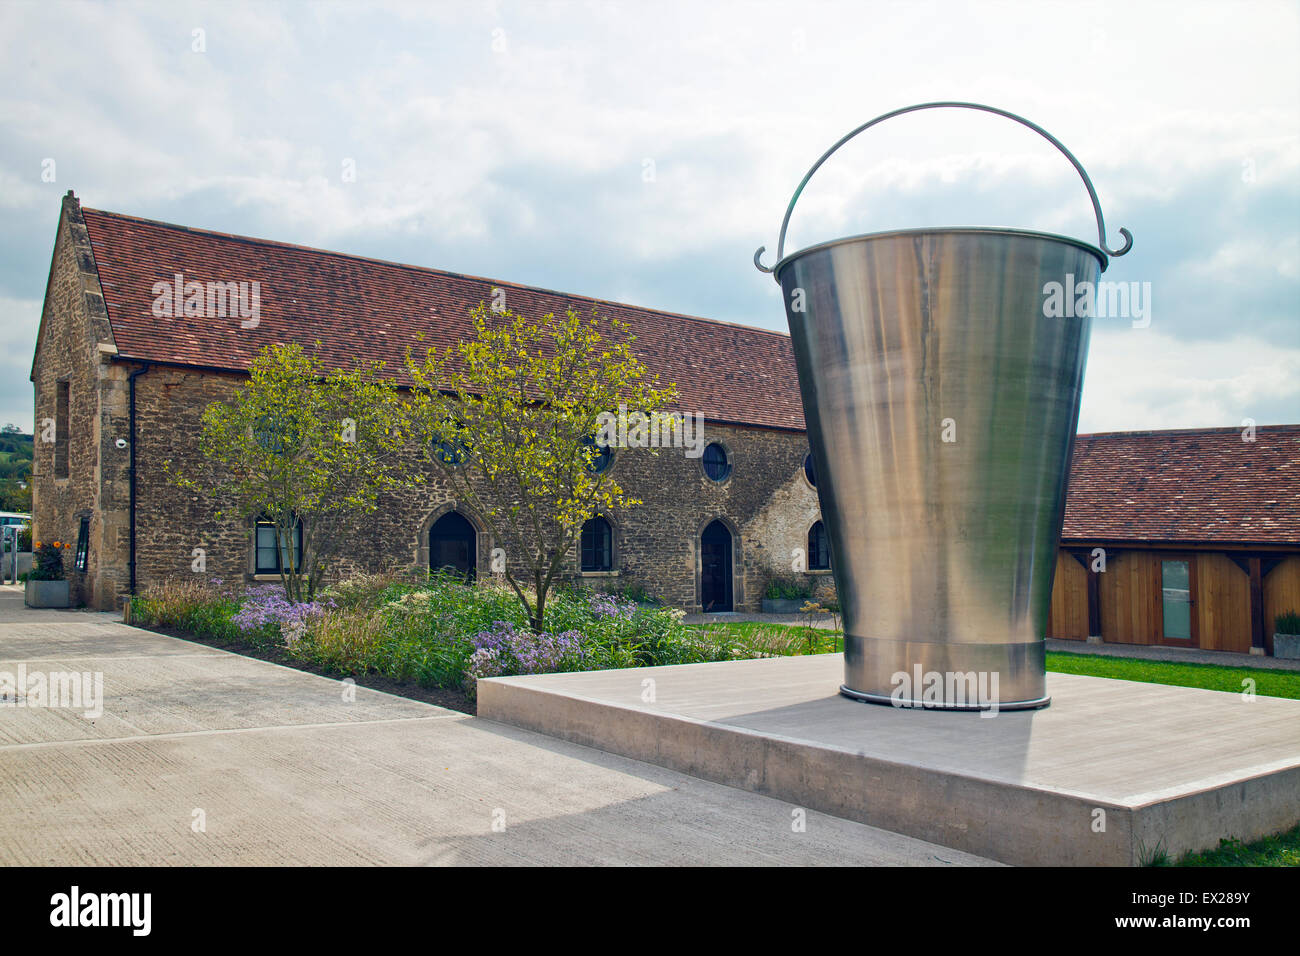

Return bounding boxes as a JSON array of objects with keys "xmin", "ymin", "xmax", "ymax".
[
  {"xmin": 130, "ymin": 578, "xmax": 241, "ymax": 642},
  {"xmin": 1275, "ymin": 610, "xmax": 1300, "ymax": 635},
  {"xmin": 29, "ymin": 541, "xmax": 68, "ymax": 581},
  {"xmin": 763, "ymin": 576, "xmax": 813, "ymax": 601},
  {"xmin": 613, "ymin": 579, "xmax": 661, "ymax": 606},
  {"xmin": 132, "ymin": 571, "xmax": 782, "ymax": 693}
]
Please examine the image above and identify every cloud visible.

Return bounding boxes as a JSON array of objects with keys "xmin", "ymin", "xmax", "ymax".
[
  {"xmin": 1080, "ymin": 328, "xmax": 1300, "ymax": 432},
  {"xmin": 0, "ymin": 0, "xmax": 1296, "ymax": 433}
]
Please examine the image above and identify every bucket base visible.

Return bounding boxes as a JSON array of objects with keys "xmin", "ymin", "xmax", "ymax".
[
  {"xmin": 842, "ymin": 636, "xmax": 1049, "ymax": 709},
  {"xmin": 839, "ymin": 684, "xmax": 1051, "ymax": 711}
]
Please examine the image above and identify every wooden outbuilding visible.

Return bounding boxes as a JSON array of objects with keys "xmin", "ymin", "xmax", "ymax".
[{"xmin": 1047, "ymin": 426, "xmax": 1300, "ymax": 655}]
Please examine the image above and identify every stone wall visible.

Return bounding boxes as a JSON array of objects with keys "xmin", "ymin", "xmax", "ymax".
[
  {"xmin": 123, "ymin": 366, "xmax": 833, "ymax": 612},
  {"xmin": 30, "ymin": 194, "xmax": 124, "ymax": 609}
]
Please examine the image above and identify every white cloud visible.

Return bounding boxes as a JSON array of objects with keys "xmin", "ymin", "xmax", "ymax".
[
  {"xmin": 0, "ymin": 0, "xmax": 1296, "ymax": 432},
  {"xmin": 1080, "ymin": 328, "xmax": 1300, "ymax": 432}
]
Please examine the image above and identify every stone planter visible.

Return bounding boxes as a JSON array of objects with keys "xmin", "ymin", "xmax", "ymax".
[
  {"xmin": 761, "ymin": 598, "xmax": 809, "ymax": 614},
  {"xmin": 25, "ymin": 579, "xmax": 70, "ymax": 608},
  {"xmin": 1275, "ymin": 632, "xmax": 1300, "ymax": 660}
]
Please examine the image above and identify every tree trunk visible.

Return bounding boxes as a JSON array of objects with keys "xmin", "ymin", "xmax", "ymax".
[{"xmin": 531, "ymin": 569, "xmax": 547, "ymax": 633}]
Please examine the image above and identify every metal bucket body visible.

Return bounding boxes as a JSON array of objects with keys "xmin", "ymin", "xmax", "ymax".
[{"xmin": 778, "ymin": 228, "xmax": 1102, "ymax": 709}]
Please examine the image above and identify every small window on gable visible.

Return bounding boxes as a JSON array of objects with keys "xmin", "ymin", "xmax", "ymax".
[
  {"xmin": 74, "ymin": 515, "xmax": 90, "ymax": 573},
  {"xmin": 54, "ymin": 381, "xmax": 70, "ymax": 479}
]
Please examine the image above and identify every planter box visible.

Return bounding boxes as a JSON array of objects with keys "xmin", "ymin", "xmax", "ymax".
[
  {"xmin": 25, "ymin": 579, "xmax": 70, "ymax": 608},
  {"xmin": 761, "ymin": 598, "xmax": 810, "ymax": 614},
  {"xmin": 1275, "ymin": 632, "xmax": 1300, "ymax": 660}
]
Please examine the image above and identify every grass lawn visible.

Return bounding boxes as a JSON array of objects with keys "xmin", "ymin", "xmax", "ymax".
[
  {"xmin": 699, "ymin": 621, "xmax": 1300, "ymax": 701},
  {"xmin": 1044, "ymin": 650, "xmax": 1300, "ymax": 701},
  {"xmin": 1163, "ymin": 824, "xmax": 1300, "ymax": 867},
  {"xmin": 697, "ymin": 619, "xmax": 844, "ymax": 655}
]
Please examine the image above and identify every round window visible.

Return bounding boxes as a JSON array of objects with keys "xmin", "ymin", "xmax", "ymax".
[
  {"xmin": 584, "ymin": 435, "xmax": 614, "ymax": 474},
  {"xmin": 803, "ymin": 452, "xmax": 817, "ymax": 487},
  {"xmin": 702, "ymin": 442, "xmax": 731, "ymax": 482},
  {"xmin": 434, "ymin": 437, "xmax": 467, "ymax": 466}
]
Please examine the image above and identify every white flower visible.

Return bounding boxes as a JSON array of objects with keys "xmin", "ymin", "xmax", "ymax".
[{"xmin": 282, "ymin": 618, "xmax": 307, "ymax": 647}]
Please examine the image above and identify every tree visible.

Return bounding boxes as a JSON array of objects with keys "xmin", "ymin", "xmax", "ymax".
[
  {"xmin": 173, "ymin": 343, "xmax": 417, "ymax": 601},
  {"xmin": 407, "ymin": 305, "xmax": 678, "ymax": 632},
  {"xmin": 0, "ymin": 479, "xmax": 31, "ymax": 513}
]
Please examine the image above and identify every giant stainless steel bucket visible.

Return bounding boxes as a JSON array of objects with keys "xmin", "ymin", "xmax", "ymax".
[{"xmin": 755, "ymin": 103, "xmax": 1133, "ymax": 710}]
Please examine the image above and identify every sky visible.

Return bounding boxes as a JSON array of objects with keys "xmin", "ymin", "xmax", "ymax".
[{"xmin": 1, "ymin": 0, "xmax": 1297, "ymax": 433}]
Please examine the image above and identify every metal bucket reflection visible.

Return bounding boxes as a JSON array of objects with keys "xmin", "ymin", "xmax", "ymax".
[{"xmin": 755, "ymin": 104, "xmax": 1132, "ymax": 710}]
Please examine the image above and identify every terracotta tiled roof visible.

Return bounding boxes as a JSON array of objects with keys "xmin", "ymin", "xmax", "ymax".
[
  {"xmin": 1062, "ymin": 426, "xmax": 1300, "ymax": 545},
  {"xmin": 78, "ymin": 207, "xmax": 1298, "ymax": 546},
  {"xmin": 80, "ymin": 207, "xmax": 806, "ymax": 430}
]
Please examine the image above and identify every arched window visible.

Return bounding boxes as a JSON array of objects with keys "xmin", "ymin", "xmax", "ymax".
[
  {"xmin": 803, "ymin": 452, "xmax": 817, "ymax": 487},
  {"xmin": 808, "ymin": 520, "xmax": 831, "ymax": 571},
  {"xmin": 702, "ymin": 442, "xmax": 731, "ymax": 482},
  {"xmin": 581, "ymin": 516, "xmax": 613, "ymax": 572}
]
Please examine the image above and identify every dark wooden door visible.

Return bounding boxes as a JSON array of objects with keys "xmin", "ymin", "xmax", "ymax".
[
  {"xmin": 430, "ymin": 512, "xmax": 476, "ymax": 579},
  {"xmin": 701, "ymin": 520, "xmax": 733, "ymax": 612}
]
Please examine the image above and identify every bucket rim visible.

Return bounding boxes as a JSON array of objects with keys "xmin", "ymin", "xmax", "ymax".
[{"xmin": 772, "ymin": 226, "xmax": 1108, "ymax": 281}]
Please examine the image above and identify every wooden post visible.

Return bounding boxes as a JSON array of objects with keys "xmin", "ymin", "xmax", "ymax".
[{"xmin": 1249, "ymin": 557, "xmax": 1266, "ymax": 655}]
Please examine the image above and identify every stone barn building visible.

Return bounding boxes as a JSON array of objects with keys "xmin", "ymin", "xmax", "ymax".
[
  {"xmin": 30, "ymin": 193, "xmax": 832, "ymax": 614},
  {"xmin": 29, "ymin": 194, "xmax": 1300, "ymax": 657}
]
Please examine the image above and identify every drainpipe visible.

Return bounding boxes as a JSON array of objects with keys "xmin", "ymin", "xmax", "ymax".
[{"xmin": 127, "ymin": 363, "xmax": 151, "ymax": 596}]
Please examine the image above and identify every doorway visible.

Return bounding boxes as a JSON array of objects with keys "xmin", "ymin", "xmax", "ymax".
[
  {"xmin": 700, "ymin": 520, "xmax": 733, "ymax": 612},
  {"xmin": 1159, "ymin": 556, "xmax": 1196, "ymax": 646},
  {"xmin": 430, "ymin": 512, "xmax": 476, "ymax": 579}
]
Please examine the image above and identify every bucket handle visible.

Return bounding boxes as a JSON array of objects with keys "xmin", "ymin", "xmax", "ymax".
[{"xmin": 753, "ymin": 101, "xmax": 1133, "ymax": 277}]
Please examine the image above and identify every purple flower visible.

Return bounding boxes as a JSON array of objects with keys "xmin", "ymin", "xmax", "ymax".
[
  {"xmin": 471, "ymin": 620, "xmax": 520, "ymax": 652},
  {"xmin": 465, "ymin": 621, "xmax": 584, "ymax": 676},
  {"xmin": 232, "ymin": 584, "xmax": 329, "ymax": 634},
  {"xmin": 590, "ymin": 593, "xmax": 636, "ymax": 620}
]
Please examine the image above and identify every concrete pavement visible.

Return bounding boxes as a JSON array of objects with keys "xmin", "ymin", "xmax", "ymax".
[
  {"xmin": 480, "ymin": 652, "xmax": 1300, "ymax": 865},
  {"xmin": 0, "ymin": 586, "xmax": 995, "ymax": 866}
]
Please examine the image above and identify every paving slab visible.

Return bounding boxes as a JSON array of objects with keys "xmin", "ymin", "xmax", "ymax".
[
  {"xmin": 478, "ymin": 653, "xmax": 1300, "ymax": 866},
  {"xmin": 0, "ymin": 591, "xmax": 995, "ymax": 866}
]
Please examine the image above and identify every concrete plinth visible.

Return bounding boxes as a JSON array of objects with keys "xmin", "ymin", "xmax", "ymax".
[{"xmin": 478, "ymin": 654, "xmax": 1300, "ymax": 866}]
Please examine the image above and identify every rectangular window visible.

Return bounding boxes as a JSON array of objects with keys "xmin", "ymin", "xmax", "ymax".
[
  {"xmin": 255, "ymin": 518, "xmax": 302, "ymax": 574},
  {"xmin": 74, "ymin": 516, "xmax": 90, "ymax": 573},
  {"xmin": 54, "ymin": 381, "xmax": 70, "ymax": 479},
  {"xmin": 1161, "ymin": 559, "xmax": 1192, "ymax": 641},
  {"xmin": 580, "ymin": 518, "xmax": 612, "ymax": 572}
]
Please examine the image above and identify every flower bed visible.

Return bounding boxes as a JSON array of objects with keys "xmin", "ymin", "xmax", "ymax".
[{"xmin": 128, "ymin": 572, "xmax": 778, "ymax": 709}]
